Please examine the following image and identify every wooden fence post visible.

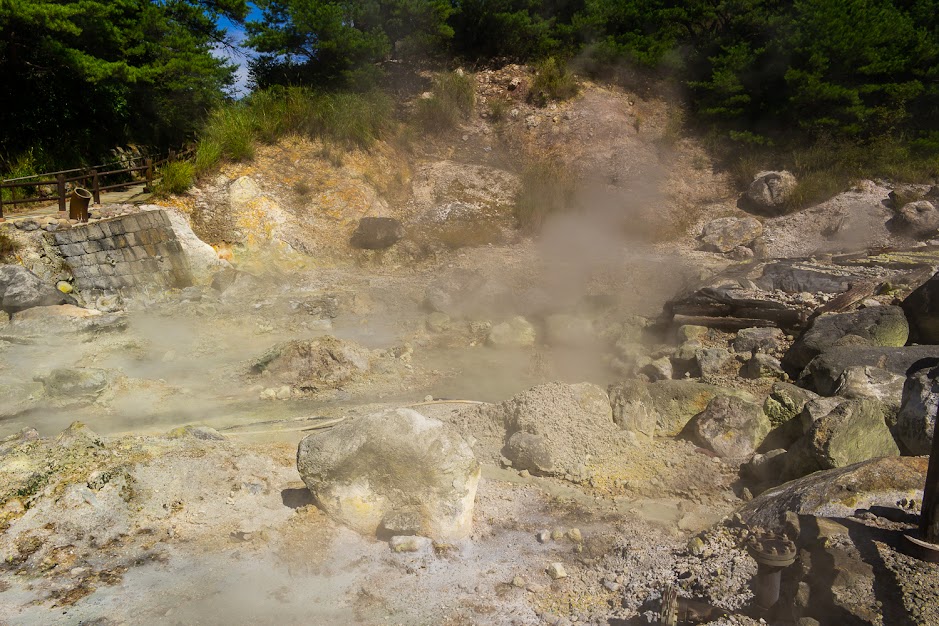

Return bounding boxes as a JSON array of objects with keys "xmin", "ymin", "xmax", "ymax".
[
  {"xmin": 145, "ymin": 158, "xmax": 153, "ymax": 192},
  {"xmin": 0, "ymin": 186, "xmax": 4, "ymax": 219},
  {"xmin": 91, "ymin": 169, "xmax": 100, "ymax": 204},
  {"xmin": 57, "ymin": 174, "xmax": 66, "ymax": 213}
]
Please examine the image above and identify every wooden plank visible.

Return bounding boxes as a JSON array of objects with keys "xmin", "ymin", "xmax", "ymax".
[{"xmin": 672, "ymin": 315, "xmax": 781, "ymax": 331}]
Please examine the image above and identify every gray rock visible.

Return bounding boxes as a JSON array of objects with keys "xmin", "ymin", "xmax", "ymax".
[
  {"xmin": 741, "ymin": 353, "xmax": 784, "ymax": 379},
  {"xmin": 686, "ymin": 395, "xmax": 771, "ymax": 458},
  {"xmin": 696, "ymin": 347, "xmax": 731, "ymax": 378},
  {"xmin": 503, "ymin": 432, "xmax": 554, "ymax": 474},
  {"xmin": 741, "ymin": 448, "xmax": 788, "ymax": 485},
  {"xmin": 35, "ymin": 367, "xmax": 112, "ymax": 406},
  {"xmin": 745, "ymin": 171, "xmax": 797, "ymax": 214},
  {"xmin": 0, "ymin": 264, "xmax": 73, "ymax": 314},
  {"xmin": 835, "ymin": 365, "xmax": 906, "ymax": 419},
  {"xmin": 902, "ymin": 269, "xmax": 939, "ymax": 344},
  {"xmin": 0, "ymin": 427, "xmax": 40, "ymax": 458},
  {"xmin": 890, "ymin": 200, "xmax": 939, "ymax": 238},
  {"xmin": 609, "ymin": 380, "xmax": 757, "ymax": 438},
  {"xmin": 762, "ymin": 382, "xmax": 820, "ymax": 449},
  {"xmin": 896, "ymin": 359, "xmax": 939, "ymax": 455},
  {"xmin": 799, "ymin": 345, "xmax": 938, "ymax": 396},
  {"xmin": 487, "ymin": 316, "xmax": 536, "ymax": 347},
  {"xmin": 734, "ymin": 327, "xmax": 784, "ymax": 354},
  {"xmin": 784, "ymin": 306, "xmax": 909, "ymax": 373},
  {"xmin": 250, "ymin": 336, "xmax": 372, "ymax": 393},
  {"xmin": 389, "ymin": 535, "xmax": 433, "ymax": 552},
  {"xmin": 756, "ymin": 261, "xmax": 858, "ymax": 294},
  {"xmin": 699, "ymin": 217, "xmax": 763, "ymax": 253},
  {"xmin": 803, "ymin": 398, "xmax": 900, "ymax": 471},
  {"xmin": 166, "ymin": 425, "xmax": 226, "ymax": 441},
  {"xmin": 740, "ymin": 456, "xmax": 926, "ymax": 530},
  {"xmin": 297, "ymin": 408, "xmax": 480, "ymax": 540},
  {"xmin": 641, "ymin": 356, "xmax": 673, "ymax": 381},
  {"xmin": 350, "ymin": 217, "xmax": 405, "ymax": 250}
]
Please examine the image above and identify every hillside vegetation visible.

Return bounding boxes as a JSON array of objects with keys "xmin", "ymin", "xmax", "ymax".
[{"xmin": 2, "ymin": 0, "xmax": 939, "ymax": 188}]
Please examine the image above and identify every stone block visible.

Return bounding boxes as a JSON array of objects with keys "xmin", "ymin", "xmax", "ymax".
[
  {"xmin": 59, "ymin": 243, "xmax": 83, "ymax": 257},
  {"xmin": 99, "ymin": 264, "xmax": 114, "ymax": 277},
  {"xmin": 123, "ymin": 216, "xmax": 141, "ymax": 233},
  {"xmin": 98, "ymin": 222, "xmax": 112, "ymax": 237},
  {"xmin": 95, "ymin": 251, "xmax": 110, "ymax": 264},
  {"xmin": 124, "ymin": 232, "xmax": 137, "ymax": 246},
  {"xmin": 82, "ymin": 240, "xmax": 99, "ymax": 254},
  {"xmin": 109, "ymin": 220, "xmax": 125, "ymax": 236},
  {"xmin": 113, "ymin": 234, "xmax": 127, "ymax": 248},
  {"xmin": 143, "ymin": 244, "xmax": 157, "ymax": 257},
  {"xmin": 86, "ymin": 224, "xmax": 104, "ymax": 240}
]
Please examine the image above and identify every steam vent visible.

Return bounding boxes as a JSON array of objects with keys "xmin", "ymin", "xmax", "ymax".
[{"xmin": 4, "ymin": 16, "xmax": 939, "ymax": 623}]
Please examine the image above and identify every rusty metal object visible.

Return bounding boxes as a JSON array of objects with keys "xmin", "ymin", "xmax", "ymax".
[
  {"xmin": 747, "ymin": 530, "xmax": 796, "ymax": 611},
  {"xmin": 658, "ymin": 584, "xmax": 729, "ymax": 625},
  {"xmin": 904, "ymin": 364, "xmax": 939, "ymax": 561},
  {"xmin": 69, "ymin": 187, "xmax": 92, "ymax": 222}
]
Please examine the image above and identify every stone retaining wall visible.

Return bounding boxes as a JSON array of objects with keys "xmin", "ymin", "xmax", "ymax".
[{"xmin": 51, "ymin": 210, "xmax": 192, "ymax": 295}]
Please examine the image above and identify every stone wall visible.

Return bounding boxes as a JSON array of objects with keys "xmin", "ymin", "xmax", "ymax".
[{"xmin": 51, "ymin": 210, "xmax": 193, "ymax": 296}]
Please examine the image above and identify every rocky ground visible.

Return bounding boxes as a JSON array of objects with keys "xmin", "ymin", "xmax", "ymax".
[{"xmin": 2, "ymin": 66, "xmax": 939, "ymax": 625}]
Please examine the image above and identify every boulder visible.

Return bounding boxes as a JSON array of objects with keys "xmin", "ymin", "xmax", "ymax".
[
  {"xmin": 896, "ymin": 359, "xmax": 939, "ymax": 455},
  {"xmin": 250, "ymin": 336, "xmax": 372, "ymax": 392},
  {"xmin": 783, "ymin": 306, "xmax": 909, "ymax": 373},
  {"xmin": 686, "ymin": 395, "xmax": 771, "ymax": 458},
  {"xmin": 493, "ymin": 382, "xmax": 616, "ymax": 478},
  {"xmin": 696, "ymin": 347, "xmax": 732, "ymax": 378},
  {"xmin": 834, "ymin": 366, "xmax": 905, "ymax": 419},
  {"xmin": 161, "ymin": 208, "xmax": 230, "ymax": 283},
  {"xmin": 745, "ymin": 171, "xmax": 797, "ymax": 214},
  {"xmin": 889, "ymin": 200, "xmax": 939, "ymax": 238},
  {"xmin": 503, "ymin": 432, "xmax": 554, "ymax": 474},
  {"xmin": 350, "ymin": 217, "xmax": 406, "ymax": 250},
  {"xmin": 733, "ymin": 327, "xmax": 784, "ymax": 354},
  {"xmin": 487, "ymin": 316, "xmax": 536, "ymax": 347},
  {"xmin": 297, "ymin": 408, "xmax": 480, "ymax": 540},
  {"xmin": 756, "ymin": 261, "xmax": 859, "ymax": 294},
  {"xmin": 0, "ymin": 264, "xmax": 73, "ymax": 314},
  {"xmin": 799, "ymin": 345, "xmax": 938, "ymax": 396},
  {"xmin": 740, "ymin": 456, "xmax": 927, "ymax": 530},
  {"xmin": 35, "ymin": 368, "xmax": 113, "ymax": 407},
  {"xmin": 641, "ymin": 356, "xmax": 673, "ymax": 381},
  {"xmin": 902, "ymin": 270, "xmax": 939, "ymax": 344},
  {"xmin": 741, "ymin": 353, "xmax": 785, "ymax": 379},
  {"xmin": 802, "ymin": 398, "xmax": 899, "ymax": 471},
  {"xmin": 699, "ymin": 217, "xmax": 763, "ymax": 253},
  {"xmin": 608, "ymin": 379, "xmax": 756, "ymax": 438}
]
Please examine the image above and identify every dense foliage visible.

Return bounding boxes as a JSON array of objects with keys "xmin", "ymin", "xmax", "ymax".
[
  {"xmin": 248, "ymin": 0, "xmax": 939, "ymax": 150},
  {"xmin": 0, "ymin": 0, "xmax": 247, "ymax": 172}
]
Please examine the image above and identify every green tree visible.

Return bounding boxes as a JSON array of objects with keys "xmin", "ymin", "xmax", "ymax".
[
  {"xmin": 246, "ymin": 0, "xmax": 454, "ymax": 89},
  {"xmin": 0, "ymin": 0, "xmax": 247, "ymax": 170}
]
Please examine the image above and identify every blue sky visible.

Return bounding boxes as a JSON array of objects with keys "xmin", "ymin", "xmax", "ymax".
[{"xmin": 214, "ymin": 3, "xmax": 263, "ymax": 97}]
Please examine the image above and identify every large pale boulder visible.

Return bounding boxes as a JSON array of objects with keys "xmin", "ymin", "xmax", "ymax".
[
  {"xmin": 740, "ymin": 456, "xmax": 927, "ymax": 529},
  {"xmin": 297, "ymin": 408, "xmax": 480, "ymax": 540},
  {"xmin": 745, "ymin": 170, "xmax": 797, "ymax": 214},
  {"xmin": 799, "ymin": 345, "xmax": 938, "ymax": 396},
  {"xmin": 896, "ymin": 359, "xmax": 939, "ymax": 455},
  {"xmin": 0, "ymin": 264, "xmax": 73, "ymax": 314},
  {"xmin": 158, "ymin": 207, "xmax": 230, "ymax": 283},
  {"xmin": 802, "ymin": 398, "xmax": 899, "ymax": 471},
  {"xmin": 686, "ymin": 395, "xmax": 771, "ymax": 458},
  {"xmin": 487, "ymin": 316, "xmax": 536, "ymax": 347},
  {"xmin": 608, "ymin": 379, "xmax": 757, "ymax": 438},
  {"xmin": 890, "ymin": 200, "xmax": 939, "ymax": 238},
  {"xmin": 783, "ymin": 306, "xmax": 909, "ymax": 373},
  {"xmin": 699, "ymin": 216, "xmax": 763, "ymax": 253},
  {"xmin": 250, "ymin": 336, "xmax": 372, "ymax": 392}
]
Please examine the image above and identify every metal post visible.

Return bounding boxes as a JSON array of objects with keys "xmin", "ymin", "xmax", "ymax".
[
  {"xmin": 747, "ymin": 531, "xmax": 796, "ymax": 612},
  {"xmin": 91, "ymin": 169, "xmax": 100, "ymax": 204},
  {"xmin": 56, "ymin": 174, "xmax": 66, "ymax": 212},
  {"xmin": 920, "ymin": 389, "xmax": 939, "ymax": 543}
]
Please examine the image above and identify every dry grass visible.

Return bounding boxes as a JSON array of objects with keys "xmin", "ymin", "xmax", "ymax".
[
  {"xmin": 514, "ymin": 157, "xmax": 577, "ymax": 232},
  {"xmin": 415, "ymin": 71, "xmax": 476, "ymax": 133}
]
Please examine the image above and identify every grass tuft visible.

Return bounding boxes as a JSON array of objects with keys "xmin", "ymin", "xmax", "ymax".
[
  {"xmin": 193, "ymin": 87, "xmax": 392, "ymax": 176},
  {"xmin": 416, "ymin": 71, "xmax": 476, "ymax": 133},
  {"xmin": 528, "ymin": 58, "xmax": 579, "ymax": 107},
  {"xmin": 155, "ymin": 161, "xmax": 195, "ymax": 195},
  {"xmin": 514, "ymin": 157, "xmax": 577, "ymax": 232}
]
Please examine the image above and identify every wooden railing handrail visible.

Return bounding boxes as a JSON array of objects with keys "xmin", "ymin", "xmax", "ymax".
[{"xmin": 0, "ymin": 147, "xmax": 193, "ymax": 217}]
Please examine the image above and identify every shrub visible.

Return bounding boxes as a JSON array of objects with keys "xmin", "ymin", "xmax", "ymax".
[
  {"xmin": 489, "ymin": 98, "xmax": 509, "ymax": 122},
  {"xmin": 416, "ymin": 71, "xmax": 476, "ymax": 133},
  {"xmin": 192, "ymin": 87, "xmax": 393, "ymax": 176},
  {"xmin": 528, "ymin": 57, "xmax": 578, "ymax": 107},
  {"xmin": 514, "ymin": 157, "xmax": 577, "ymax": 232},
  {"xmin": 156, "ymin": 161, "xmax": 195, "ymax": 195}
]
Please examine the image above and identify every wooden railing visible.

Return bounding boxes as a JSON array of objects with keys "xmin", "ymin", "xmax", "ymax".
[{"xmin": 0, "ymin": 148, "xmax": 193, "ymax": 218}]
